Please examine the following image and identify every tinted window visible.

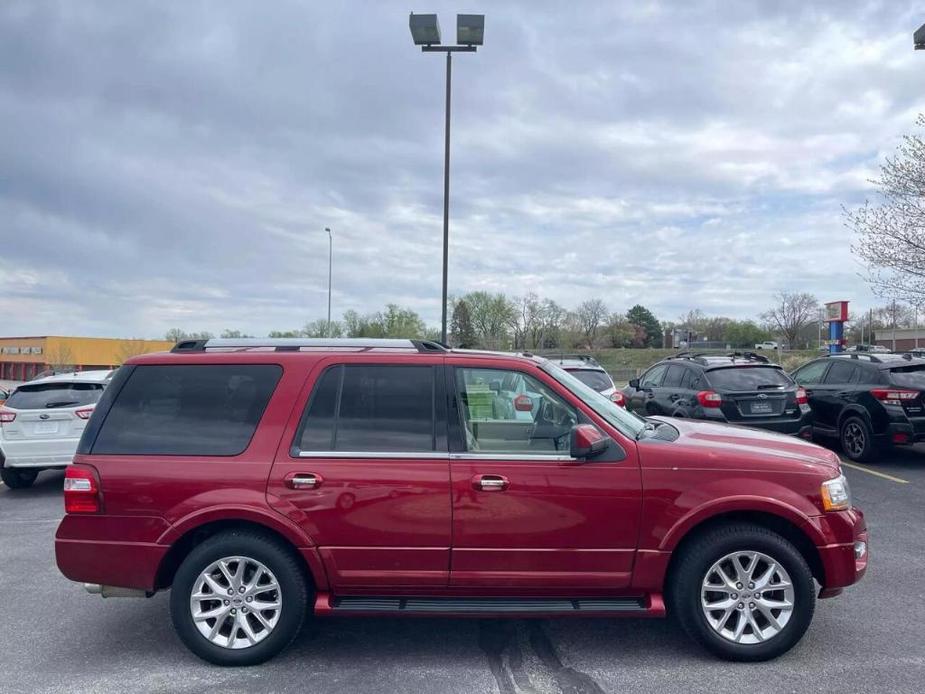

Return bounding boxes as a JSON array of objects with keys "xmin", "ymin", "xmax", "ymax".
[
  {"xmin": 456, "ymin": 367, "xmax": 577, "ymax": 454},
  {"xmin": 640, "ymin": 364, "xmax": 668, "ymax": 387},
  {"xmin": 706, "ymin": 367, "xmax": 791, "ymax": 390},
  {"xmin": 888, "ymin": 365, "xmax": 925, "ymax": 388},
  {"xmin": 567, "ymin": 369, "xmax": 613, "ymax": 391},
  {"xmin": 295, "ymin": 365, "xmax": 436, "ymax": 453},
  {"xmin": 792, "ymin": 360, "xmax": 829, "ymax": 385},
  {"xmin": 6, "ymin": 382, "xmax": 103, "ymax": 410},
  {"xmin": 662, "ymin": 365, "xmax": 685, "ymax": 388},
  {"xmin": 92, "ymin": 365, "xmax": 281, "ymax": 456},
  {"xmin": 824, "ymin": 361, "xmax": 858, "ymax": 384},
  {"xmin": 679, "ymin": 369, "xmax": 694, "ymax": 389}
]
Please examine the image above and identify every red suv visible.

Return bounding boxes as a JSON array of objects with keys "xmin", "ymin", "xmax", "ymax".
[{"xmin": 55, "ymin": 338, "xmax": 868, "ymax": 666}]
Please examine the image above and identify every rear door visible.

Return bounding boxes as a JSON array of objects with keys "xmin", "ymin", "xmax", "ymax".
[
  {"xmin": 268, "ymin": 357, "xmax": 452, "ymax": 589},
  {"xmin": 447, "ymin": 360, "xmax": 642, "ymax": 590},
  {"xmin": 792, "ymin": 359, "xmax": 832, "ymax": 430},
  {"xmin": 814, "ymin": 360, "xmax": 860, "ymax": 431},
  {"xmin": 658, "ymin": 364, "xmax": 687, "ymax": 414}
]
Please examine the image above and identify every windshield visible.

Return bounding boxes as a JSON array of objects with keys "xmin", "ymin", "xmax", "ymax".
[
  {"xmin": 705, "ymin": 366, "xmax": 791, "ymax": 391},
  {"xmin": 541, "ymin": 361, "xmax": 647, "ymax": 438},
  {"xmin": 567, "ymin": 368, "xmax": 613, "ymax": 392},
  {"xmin": 5, "ymin": 382, "xmax": 104, "ymax": 410}
]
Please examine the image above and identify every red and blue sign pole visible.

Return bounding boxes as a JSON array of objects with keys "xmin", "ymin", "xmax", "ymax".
[{"xmin": 825, "ymin": 301, "xmax": 849, "ymax": 353}]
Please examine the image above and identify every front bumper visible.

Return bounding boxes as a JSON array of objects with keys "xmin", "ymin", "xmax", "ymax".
[{"xmin": 815, "ymin": 508, "xmax": 868, "ymax": 595}]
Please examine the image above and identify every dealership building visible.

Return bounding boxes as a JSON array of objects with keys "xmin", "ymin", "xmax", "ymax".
[{"xmin": 0, "ymin": 336, "xmax": 174, "ymax": 382}]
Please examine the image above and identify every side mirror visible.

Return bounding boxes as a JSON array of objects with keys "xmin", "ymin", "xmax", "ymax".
[
  {"xmin": 628, "ymin": 378, "xmax": 640, "ymax": 389},
  {"xmin": 569, "ymin": 424, "xmax": 611, "ymax": 460}
]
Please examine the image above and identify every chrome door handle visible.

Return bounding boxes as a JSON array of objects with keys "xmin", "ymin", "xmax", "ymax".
[
  {"xmin": 473, "ymin": 474, "xmax": 509, "ymax": 491},
  {"xmin": 286, "ymin": 473, "xmax": 322, "ymax": 490}
]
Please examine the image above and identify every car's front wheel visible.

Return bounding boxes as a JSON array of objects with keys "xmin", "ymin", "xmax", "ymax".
[
  {"xmin": 670, "ymin": 524, "xmax": 815, "ymax": 661},
  {"xmin": 0, "ymin": 467, "xmax": 38, "ymax": 489},
  {"xmin": 169, "ymin": 530, "xmax": 310, "ymax": 666}
]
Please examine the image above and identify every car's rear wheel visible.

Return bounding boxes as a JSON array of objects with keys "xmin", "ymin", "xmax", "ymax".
[
  {"xmin": 670, "ymin": 524, "xmax": 815, "ymax": 661},
  {"xmin": 0, "ymin": 467, "xmax": 38, "ymax": 489},
  {"xmin": 169, "ymin": 530, "xmax": 310, "ymax": 666},
  {"xmin": 840, "ymin": 416, "xmax": 874, "ymax": 462}
]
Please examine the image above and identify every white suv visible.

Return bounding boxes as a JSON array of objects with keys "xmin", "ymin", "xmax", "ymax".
[{"xmin": 0, "ymin": 370, "xmax": 112, "ymax": 488}]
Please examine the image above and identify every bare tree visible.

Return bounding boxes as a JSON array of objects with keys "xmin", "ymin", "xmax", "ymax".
[
  {"xmin": 847, "ymin": 114, "xmax": 925, "ymax": 303},
  {"xmin": 44, "ymin": 344, "xmax": 75, "ymax": 373},
  {"xmin": 575, "ymin": 299, "xmax": 608, "ymax": 349},
  {"xmin": 761, "ymin": 292, "xmax": 819, "ymax": 349}
]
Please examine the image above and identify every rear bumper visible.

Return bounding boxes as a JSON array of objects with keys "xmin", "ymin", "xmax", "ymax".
[
  {"xmin": 0, "ymin": 437, "xmax": 79, "ymax": 468},
  {"xmin": 816, "ymin": 508, "xmax": 868, "ymax": 594}
]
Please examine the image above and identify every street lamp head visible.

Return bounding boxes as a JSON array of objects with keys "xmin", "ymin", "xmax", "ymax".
[
  {"xmin": 409, "ymin": 13, "xmax": 441, "ymax": 46},
  {"xmin": 916, "ymin": 23, "xmax": 925, "ymax": 49},
  {"xmin": 456, "ymin": 14, "xmax": 484, "ymax": 46}
]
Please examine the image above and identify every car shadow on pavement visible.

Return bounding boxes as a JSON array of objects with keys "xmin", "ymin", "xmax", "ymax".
[{"xmin": 0, "ymin": 469, "xmax": 65, "ymax": 500}]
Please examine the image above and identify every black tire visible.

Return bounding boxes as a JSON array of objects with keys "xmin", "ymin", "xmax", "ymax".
[
  {"xmin": 169, "ymin": 529, "xmax": 310, "ymax": 666},
  {"xmin": 669, "ymin": 524, "xmax": 815, "ymax": 662},
  {"xmin": 840, "ymin": 415, "xmax": 874, "ymax": 462},
  {"xmin": 1, "ymin": 467, "xmax": 38, "ymax": 489}
]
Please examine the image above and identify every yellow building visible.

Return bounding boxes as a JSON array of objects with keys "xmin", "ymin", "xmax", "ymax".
[{"xmin": 0, "ymin": 336, "xmax": 174, "ymax": 381}]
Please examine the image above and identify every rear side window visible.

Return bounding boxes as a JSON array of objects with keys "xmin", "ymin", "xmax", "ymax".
[
  {"xmin": 294, "ymin": 364, "xmax": 439, "ymax": 453},
  {"xmin": 706, "ymin": 367, "xmax": 791, "ymax": 390},
  {"xmin": 662, "ymin": 365, "xmax": 686, "ymax": 388},
  {"xmin": 92, "ymin": 365, "xmax": 281, "ymax": 456},
  {"xmin": 823, "ymin": 361, "xmax": 858, "ymax": 384},
  {"xmin": 6, "ymin": 383, "xmax": 103, "ymax": 410}
]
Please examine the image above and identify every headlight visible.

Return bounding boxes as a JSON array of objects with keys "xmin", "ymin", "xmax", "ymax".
[{"xmin": 821, "ymin": 473, "xmax": 851, "ymax": 512}]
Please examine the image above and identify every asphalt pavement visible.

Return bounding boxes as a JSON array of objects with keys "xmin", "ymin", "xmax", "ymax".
[{"xmin": 1, "ymin": 447, "xmax": 923, "ymax": 694}]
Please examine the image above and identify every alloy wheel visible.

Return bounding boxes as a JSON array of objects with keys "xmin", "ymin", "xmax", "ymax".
[
  {"xmin": 700, "ymin": 550, "xmax": 794, "ymax": 644},
  {"xmin": 189, "ymin": 555, "xmax": 282, "ymax": 650},
  {"xmin": 843, "ymin": 422, "xmax": 866, "ymax": 458}
]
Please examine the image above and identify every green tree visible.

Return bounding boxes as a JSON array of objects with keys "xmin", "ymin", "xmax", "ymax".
[
  {"xmin": 302, "ymin": 319, "xmax": 343, "ymax": 338},
  {"xmin": 462, "ymin": 291, "xmax": 517, "ymax": 350},
  {"xmin": 626, "ymin": 305, "xmax": 661, "ymax": 347},
  {"xmin": 450, "ymin": 299, "xmax": 478, "ymax": 347}
]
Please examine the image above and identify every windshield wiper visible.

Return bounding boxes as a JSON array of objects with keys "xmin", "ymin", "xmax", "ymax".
[
  {"xmin": 45, "ymin": 400, "xmax": 80, "ymax": 408},
  {"xmin": 636, "ymin": 420, "xmax": 658, "ymax": 440}
]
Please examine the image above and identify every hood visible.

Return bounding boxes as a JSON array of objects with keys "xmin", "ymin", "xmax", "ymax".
[{"xmin": 648, "ymin": 416, "xmax": 841, "ymax": 476}]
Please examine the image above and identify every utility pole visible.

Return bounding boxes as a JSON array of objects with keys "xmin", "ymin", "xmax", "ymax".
[{"xmin": 324, "ymin": 227, "xmax": 333, "ymax": 338}]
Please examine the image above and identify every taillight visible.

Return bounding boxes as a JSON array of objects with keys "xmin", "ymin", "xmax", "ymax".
[
  {"xmin": 796, "ymin": 387, "xmax": 808, "ymax": 405},
  {"xmin": 75, "ymin": 407, "xmax": 94, "ymax": 420},
  {"xmin": 696, "ymin": 390, "xmax": 723, "ymax": 408},
  {"xmin": 610, "ymin": 391, "xmax": 626, "ymax": 407},
  {"xmin": 63, "ymin": 466, "xmax": 101, "ymax": 514},
  {"xmin": 870, "ymin": 388, "xmax": 919, "ymax": 406},
  {"xmin": 0, "ymin": 408, "xmax": 15, "ymax": 424}
]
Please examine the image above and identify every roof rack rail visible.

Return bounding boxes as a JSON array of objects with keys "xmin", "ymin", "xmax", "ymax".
[
  {"xmin": 828, "ymin": 353, "xmax": 882, "ymax": 363},
  {"xmin": 550, "ymin": 353, "xmax": 599, "ymax": 363},
  {"xmin": 171, "ymin": 338, "xmax": 448, "ymax": 354}
]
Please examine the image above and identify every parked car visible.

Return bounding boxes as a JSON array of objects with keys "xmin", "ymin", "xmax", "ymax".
[
  {"xmin": 0, "ymin": 387, "xmax": 8, "ymax": 407},
  {"xmin": 547, "ymin": 354, "xmax": 625, "ymax": 406},
  {"xmin": 754, "ymin": 341, "xmax": 779, "ymax": 350},
  {"xmin": 0, "ymin": 370, "xmax": 112, "ymax": 488},
  {"xmin": 56, "ymin": 338, "xmax": 866, "ymax": 665},
  {"xmin": 905, "ymin": 347, "xmax": 925, "ymax": 358},
  {"xmin": 622, "ymin": 353, "xmax": 812, "ymax": 438},
  {"xmin": 791, "ymin": 352, "xmax": 925, "ymax": 461}
]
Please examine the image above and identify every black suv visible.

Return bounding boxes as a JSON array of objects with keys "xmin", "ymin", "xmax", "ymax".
[
  {"xmin": 791, "ymin": 352, "xmax": 925, "ymax": 462},
  {"xmin": 622, "ymin": 353, "xmax": 812, "ymax": 437}
]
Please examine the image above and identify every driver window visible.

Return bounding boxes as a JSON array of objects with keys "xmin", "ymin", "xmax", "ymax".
[
  {"xmin": 640, "ymin": 364, "xmax": 668, "ymax": 388},
  {"xmin": 455, "ymin": 367, "xmax": 577, "ymax": 455}
]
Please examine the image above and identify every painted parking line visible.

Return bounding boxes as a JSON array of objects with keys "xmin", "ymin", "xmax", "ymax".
[{"xmin": 839, "ymin": 459, "xmax": 910, "ymax": 484}]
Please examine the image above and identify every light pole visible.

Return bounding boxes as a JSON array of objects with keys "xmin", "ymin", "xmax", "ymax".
[
  {"xmin": 409, "ymin": 13, "xmax": 484, "ymax": 344},
  {"xmin": 915, "ymin": 22, "xmax": 925, "ymax": 49},
  {"xmin": 324, "ymin": 227, "xmax": 333, "ymax": 337}
]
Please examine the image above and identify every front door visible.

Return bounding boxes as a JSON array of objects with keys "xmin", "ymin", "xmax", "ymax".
[
  {"xmin": 447, "ymin": 361, "xmax": 642, "ymax": 591},
  {"xmin": 269, "ymin": 357, "xmax": 451, "ymax": 589}
]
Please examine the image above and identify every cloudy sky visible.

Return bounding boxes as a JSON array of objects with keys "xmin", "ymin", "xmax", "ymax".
[{"xmin": 1, "ymin": 0, "xmax": 922, "ymax": 338}]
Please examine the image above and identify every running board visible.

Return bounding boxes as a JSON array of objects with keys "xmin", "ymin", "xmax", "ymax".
[{"xmin": 315, "ymin": 594, "xmax": 664, "ymax": 618}]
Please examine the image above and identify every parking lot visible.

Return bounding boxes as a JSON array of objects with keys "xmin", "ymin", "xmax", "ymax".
[{"xmin": 0, "ymin": 447, "xmax": 921, "ymax": 694}]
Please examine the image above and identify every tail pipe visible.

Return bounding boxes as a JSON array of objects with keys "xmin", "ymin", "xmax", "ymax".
[{"xmin": 84, "ymin": 583, "xmax": 152, "ymax": 598}]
